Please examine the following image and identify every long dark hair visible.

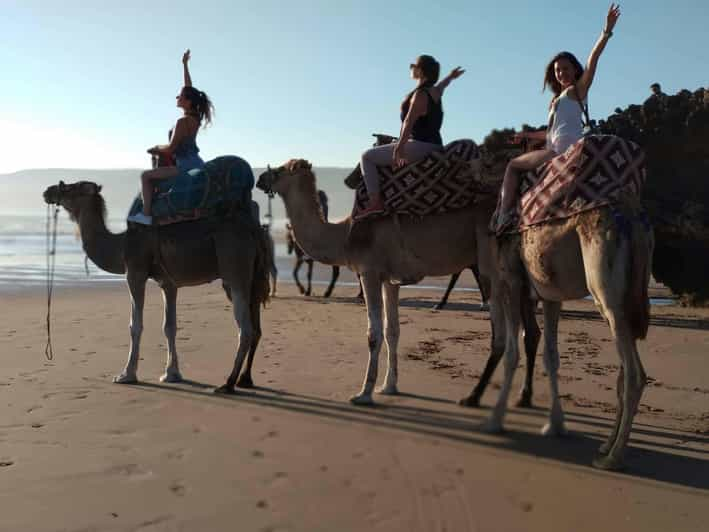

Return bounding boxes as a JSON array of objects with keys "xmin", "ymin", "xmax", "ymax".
[
  {"xmin": 543, "ymin": 51, "xmax": 584, "ymax": 96},
  {"xmin": 181, "ymin": 86, "xmax": 214, "ymax": 126},
  {"xmin": 416, "ymin": 55, "xmax": 440, "ymax": 85}
]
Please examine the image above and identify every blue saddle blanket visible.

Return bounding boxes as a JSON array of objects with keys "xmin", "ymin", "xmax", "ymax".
[{"xmin": 129, "ymin": 155, "xmax": 254, "ymax": 222}]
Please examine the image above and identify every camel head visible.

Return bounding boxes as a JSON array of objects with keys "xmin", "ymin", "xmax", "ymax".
[
  {"xmin": 256, "ymin": 159, "xmax": 314, "ymax": 197},
  {"xmin": 43, "ymin": 181, "xmax": 104, "ymax": 221}
]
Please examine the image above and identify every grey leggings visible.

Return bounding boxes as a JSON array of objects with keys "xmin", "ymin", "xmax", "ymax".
[{"xmin": 361, "ymin": 140, "xmax": 442, "ymax": 195}]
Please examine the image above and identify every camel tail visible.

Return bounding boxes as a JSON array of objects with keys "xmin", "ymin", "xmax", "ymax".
[
  {"xmin": 253, "ymin": 225, "xmax": 272, "ymax": 307},
  {"xmin": 627, "ymin": 219, "xmax": 653, "ymax": 340}
]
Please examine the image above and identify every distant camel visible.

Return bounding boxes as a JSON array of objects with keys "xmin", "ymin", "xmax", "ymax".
[{"xmin": 43, "ymin": 179, "xmax": 270, "ymax": 393}]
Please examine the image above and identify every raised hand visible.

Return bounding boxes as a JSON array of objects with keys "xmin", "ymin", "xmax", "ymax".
[
  {"xmin": 449, "ymin": 66, "xmax": 465, "ymax": 79},
  {"xmin": 605, "ymin": 4, "xmax": 620, "ymax": 33},
  {"xmin": 182, "ymin": 49, "xmax": 191, "ymax": 65}
]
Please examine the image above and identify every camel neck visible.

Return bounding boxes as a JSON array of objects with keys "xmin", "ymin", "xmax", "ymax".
[
  {"xmin": 76, "ymin": 198, "xmax": 126, "ymax": 275},
  {"xmin": 280, "ymin": 176, "xmax": 348, "ymax": 266}
]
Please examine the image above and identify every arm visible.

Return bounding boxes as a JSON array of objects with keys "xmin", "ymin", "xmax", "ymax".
[
  {"xmin": 182, "ymin": 49, "xmax": 192, "ymax": 87},
  {"xmin": 576, "ymin": 4, "xmax": 620, "ymax": 100},
  {"xmin": 393, "ymin": 90, "xmax": 428, "ymax": 167},
  {"xmin": 148, "ymin": 118, "xmax": 190, "ymax": 154},
  {"xmin": 434, "ymin": 66, "xmax": 465, "ymax": 96}
]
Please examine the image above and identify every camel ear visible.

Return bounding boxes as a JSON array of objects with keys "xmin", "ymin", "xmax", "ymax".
[{"xmin": 97, "ymin": 185, "xmax": 102, "ymax": 194}]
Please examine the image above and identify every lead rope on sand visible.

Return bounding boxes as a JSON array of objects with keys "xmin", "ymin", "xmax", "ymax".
[{"xmin": 45, "ymin": 204, "xmax": 59, "ymax": 361}]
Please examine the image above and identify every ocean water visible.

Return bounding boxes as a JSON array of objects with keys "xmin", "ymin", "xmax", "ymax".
[{"xmin": 0, "ymin": 212, "xmax": 299, "ymax": 292}]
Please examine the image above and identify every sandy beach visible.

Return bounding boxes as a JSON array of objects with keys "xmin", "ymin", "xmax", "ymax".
[{"xmin": 1, "ymin": 281, "xmax": 708, "ymax": 531}]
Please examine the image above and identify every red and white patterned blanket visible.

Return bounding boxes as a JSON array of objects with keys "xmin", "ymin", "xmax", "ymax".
[
  {"xmin": 352, "ymin": 139, "xmax": 490, "ymax": 218},
  {"xmin": 516, "ymin": 135, "xmax": 646, "ymax": 230}
]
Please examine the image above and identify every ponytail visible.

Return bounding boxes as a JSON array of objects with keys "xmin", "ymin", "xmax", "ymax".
[{"xmin": 182, "ymin": 86, "xmax": 215, "ymax": 127}]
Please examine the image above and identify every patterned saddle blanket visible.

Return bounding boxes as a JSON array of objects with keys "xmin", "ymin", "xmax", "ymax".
[
  {"xmin": 513, "ymin": 135, "xmax": 646, "ymax": 231},
  {"xmin": 352, "ymin": 139, "xmax": 492, "ymax": 218},
  {"xmin": 128, "ymin": 156, "xmax": 255, "ymax": 226}
]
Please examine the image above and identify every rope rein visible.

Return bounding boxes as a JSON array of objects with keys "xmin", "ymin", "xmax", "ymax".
[{"xmin": 45, "ymin": 204, "xmax": 59, "ymax": 361}]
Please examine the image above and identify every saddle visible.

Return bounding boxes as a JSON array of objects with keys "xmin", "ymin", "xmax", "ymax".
[
  {"xmin": 128, "ymin": 156, "xmax": 255, "ymax": 226},
  {"xmin": 351, "ymin": 139, "xmax": 492, "ymax": 218},
  {"xmin": 495, "ymin": 135, "xmax": 646, "ymax": 233}
]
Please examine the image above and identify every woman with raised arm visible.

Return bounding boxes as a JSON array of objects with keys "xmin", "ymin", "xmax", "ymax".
[
  {"xmin": 128, "ymin": 49, "xmax": 215, "ymax": 225},
  {"xmin": 355, "ymin": 55, "xmax": 465, "ymax": 220},
  {"xmin": 493, "ymin": 4, "xmax": 621, "ymax": 233}
]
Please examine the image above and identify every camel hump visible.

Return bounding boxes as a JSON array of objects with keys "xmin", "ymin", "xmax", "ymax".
[{"xmin": 128, "ymin": 156, "xmax": 256, "ymax": 226}]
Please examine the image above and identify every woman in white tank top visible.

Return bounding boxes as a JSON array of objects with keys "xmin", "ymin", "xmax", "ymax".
[{"xmin": 494, "ymin": 4, "xmax": 621, "ymax": 234}]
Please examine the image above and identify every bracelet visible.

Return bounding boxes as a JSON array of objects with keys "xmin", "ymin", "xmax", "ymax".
[{"xmin": 603, "ymin": 29, "xmax": 613, "ymax": 37}]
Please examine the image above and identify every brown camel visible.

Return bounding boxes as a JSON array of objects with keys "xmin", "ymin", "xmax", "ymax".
[
  {"xmin": 257, "ymin": 159, "xmax": 541, "ymax": 407},
  {"xmin": 43, "ymin": 181, "xmax": 270, "ymax": 393},
  {"xmin": 491, "ymin": 202, "xmax": 653, "ymax": 470}
]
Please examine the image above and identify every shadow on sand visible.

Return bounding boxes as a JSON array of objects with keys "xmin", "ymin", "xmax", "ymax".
[{"xmin": 133, "ymin": 379, "xmax": 709, "ymax": 491}]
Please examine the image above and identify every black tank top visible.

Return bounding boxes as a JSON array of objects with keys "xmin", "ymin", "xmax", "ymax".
[{"xmin": 400, "ymin": 85, "xmax": 443, "ymax": 145}]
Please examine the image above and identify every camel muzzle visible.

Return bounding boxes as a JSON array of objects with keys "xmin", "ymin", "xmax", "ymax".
[
  {"xmin": 43, "ymin": 181, "xmax": 66, "ymax": 205},
  {"xmin": 256, "ymin": 166, "xmax": 276, "ymax": 196}
]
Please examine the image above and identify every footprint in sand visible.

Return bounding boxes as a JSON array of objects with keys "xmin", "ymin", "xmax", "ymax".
[{"xmin": 169, "ymin": 481, "xmax": 186, "ymax": 496}]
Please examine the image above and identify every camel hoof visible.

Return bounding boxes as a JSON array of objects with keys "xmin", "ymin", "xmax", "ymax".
[
  {"xmin": 541, "ymin": 422, "xmax": 567, "ymax": 437},
  {"xmin": 592, "ymin": 454, "xmax": 625, "ymax": 471},
  {"xmin": 479, "ymin": 303, "xmax": 490, "ymax": 312},
  {"xmin": 376, "ymin": 384, "xmax": 399, "ymax": 395},
  {"xmin": 113, "ymin": 372, "xmax": 138, "ymax": 384},
  {"xmin": 515, "ymin": 395, "xmax": 533, "ymax": 408},
  {"xmin": 350, "ymin": 394, "xmax": 374, "ymax": 406},
  {"xmin": 598, "ymin": 442, "xmax": 611, "ymax": 456},
  {"xmin": 479, "ymin": 418, "xmax": 504, "ymax": 434},
  {"xmin": 160, "ymin": 371, "xmax": 183, "ymax": 383},
  {"xmin": 433, "ymin": 303, "xmax": 444, "ymax": 311},
  {"xmin": 236, "ymin": 375, "xmax": 254, "ymax": 388},
  {"xmin": 214, "ymin": 384, "xmax": 236, "ymax": 395},
  {"xmin": 459, "ymin": 395, "xmax": 480, "ymax": 408}
]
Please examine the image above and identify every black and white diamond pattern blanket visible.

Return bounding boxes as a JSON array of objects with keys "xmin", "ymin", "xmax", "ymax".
[{"xmin": 352, "ymin": 139, "xmax": 489, "ymax": 217}]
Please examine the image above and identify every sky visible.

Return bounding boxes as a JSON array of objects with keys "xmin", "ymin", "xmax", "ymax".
[{"xmin": 1, "ymin": 0, "xmax": 706, "ymax": 173}]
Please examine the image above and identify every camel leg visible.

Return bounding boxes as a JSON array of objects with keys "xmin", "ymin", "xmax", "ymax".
[
  {"xmin": 434, "ymin": 272, "xmax": 461, "ymax": 310},
  {"xmin": 114, "ymin": 272, "xmax": 147, "ymax": 384},
  {"xmin": 236, "ymin": 297, "xmax": 262, "ymax": 389},
  {"xmin": 593, "ymin": 318, "xmax": 645, "ymax": 470},
  {"xmin": 581, "ymin": 236, "xmax": 646, "ymax": 470},
  {"xmin": 305, "ymin": 259, "xmax": 313, "ymax": 296},
  {"xmin": 270, "ymin": 264, "xmax": 278, "ymax": 297},
  {"xmin": 516, "ymin": 297, "xmax": 540, "ymax": 407},
  {"xmin": 599, "ymin": 366, "xmax": 625, "ymax": 455},
  {"xmin": 350, "ymin": 273, "xmax": 384, "ymax": 405},
  {"xmin": 322, "ymin": 265, "xmax": 340, "ymax": 298},
  {"xmin": 540, "ymin": 301, "xmax": 566, "ymax": 436},
  {"xmin": 377, "ymin": 283, "xmax": 400, "ymax": 395},
  {"xmin": 159, "ymin": 283, "xmax": 183, "ymax": 383},
  {"xmin": 483, "ymin": 282, "xmax": 521, "ymax": 433},
  {"xmin": 470, "ymin": 264, "xmax": 490, "ymax": 311},
  {"xmin": 460, "ymin": 297, "xmax": 505, "ymax": 407},
  {"xmin": 215, "ymin": 285, "xmax": 254, "ymax": 394},
  {"xmin": 293, "ymin": 258, "xmax": 305, "ymax": 294}
]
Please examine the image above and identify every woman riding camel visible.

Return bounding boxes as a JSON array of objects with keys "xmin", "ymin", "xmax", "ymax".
[
  {"xmin": 493, "ymin": 4, "xmax": 621, "ymax": 233},
  {"xmin": 355, "ymin": 55, "xmax": 465, "ymax": 220},
  {"xmin": 128, "ymin": 49, "xmax": 214, "ymax": 225}
]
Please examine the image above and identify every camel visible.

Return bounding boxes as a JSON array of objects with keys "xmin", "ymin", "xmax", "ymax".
[
  {"xmin": 43, "ymin": 180, "xmax": 270, "ymax": 393},
  {"xmin": 286, "ymin": 223, "xmax": 340, "ymax": 298},
  {"xmin": 256, "ymin": 159, "xmax": 541, "ymax": 407},
  {"xmin": 491, "ymin": 202, "xmax": 653, "ymax": 470}
]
